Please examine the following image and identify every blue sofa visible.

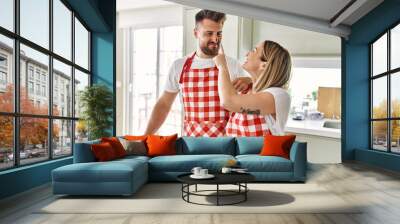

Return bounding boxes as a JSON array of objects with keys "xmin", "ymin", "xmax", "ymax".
[{"xmin": 52, "ymin": 137, "xmax": 307, "ymax": 196}]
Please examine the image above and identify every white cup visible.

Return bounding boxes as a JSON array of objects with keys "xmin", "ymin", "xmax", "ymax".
[
  {"xmin": 200, "ymin": 169, "xmax": 208, "ymax": 176},
  {"xmin": 221, "ymin": 167, "xmax": 232, "ymax": 174},
  {"xmin": 191, "ymin": 167, "xmax": 202, "ymax": 176}
]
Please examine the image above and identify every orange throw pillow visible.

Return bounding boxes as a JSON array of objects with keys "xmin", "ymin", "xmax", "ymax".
[
  {"xmin": 146, "ymin": 134, "xmax": 178, "ymax": 157},
  {"xmin": 101, "ymin": 137, "xmax": 127, "ymax": 158},
  {"xmin": 124, "ymin": 135, "xmax": 147, "ymax": 141},
  {"xmin": 260, "ymin": 133, "xmax": 296, "ymax": 159},
  {"xmin": 91, "ymin": 142, "xmax": 117, "ymax": 161}
]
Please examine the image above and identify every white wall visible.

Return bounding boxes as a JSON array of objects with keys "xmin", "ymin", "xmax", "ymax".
[
  {"xmin": 253, "ymin": 21, "xmax": 341, "ymax": 57},
  {"xmin": 118, "ymin": 5, "xmax": 183, "ymax": 28}
]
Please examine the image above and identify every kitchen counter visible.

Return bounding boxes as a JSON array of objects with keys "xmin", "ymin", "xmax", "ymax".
[{"xmin": 285, "ymin": 119, "xmax": 341, "ymax": 139}]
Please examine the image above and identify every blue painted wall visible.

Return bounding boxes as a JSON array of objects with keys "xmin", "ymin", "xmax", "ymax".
[
  {"xmin": 343, "ymin": 0, "xmax": 400, "ymax": 171},
  {"xmin": 0, "ymin": 158, "xmax": 72, "ymax": 199},
  {"xmin": 0, "ymin": 0, "xmax": 116, "ymax": 200}
]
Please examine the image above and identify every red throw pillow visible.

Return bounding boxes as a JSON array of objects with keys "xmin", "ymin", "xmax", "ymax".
[
  {"xmin": 259, "ymin": 133, "xmax": 296, "ymax": 159},
  {"xmin": 91, "ymin": 142, "xmax": 117, "ymax": 161},
  {"xmin": 124, "ymin": 135, "xmax": 147, "ymax": 141},
  {"xmin": 146, "ymin": 134, "xmax": 178, "ymax": 157},
  {"xmin": 101, "ymin": 137, "xmax": 127, "ymax": 158}
]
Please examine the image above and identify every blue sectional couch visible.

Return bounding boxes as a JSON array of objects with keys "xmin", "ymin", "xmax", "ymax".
[{"xmin": 52, "ymin": 137, "xmax": 307, "ymax": 196}]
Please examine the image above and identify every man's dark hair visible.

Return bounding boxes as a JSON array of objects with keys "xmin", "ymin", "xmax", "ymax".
[{"xmin": 195, "ymin": 9, "xmax": 226, "ymax": 27}]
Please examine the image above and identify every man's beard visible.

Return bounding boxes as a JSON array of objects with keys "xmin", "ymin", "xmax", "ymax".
[{"xmin": 200, "ymin": 42, "xmax": 220, "ymax": 56}]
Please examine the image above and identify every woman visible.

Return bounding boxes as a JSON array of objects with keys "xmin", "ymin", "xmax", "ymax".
[{"xmin": 213, "ymin": 40, "xmax": 291, "ymax": 136}]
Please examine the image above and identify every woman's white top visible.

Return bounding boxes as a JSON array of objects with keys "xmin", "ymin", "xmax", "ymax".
[{"xmin": 262, "ymin": 87, "xmax": 291, "ymax": 136}]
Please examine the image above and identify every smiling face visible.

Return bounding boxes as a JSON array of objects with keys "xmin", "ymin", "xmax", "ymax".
[
  {"xmin": 242, "ymin": 41, "xmax": 266, "ymax": 79},
  {"xmin": 194, "ymin": 19, "xmax": 223, "ymax": 56}
]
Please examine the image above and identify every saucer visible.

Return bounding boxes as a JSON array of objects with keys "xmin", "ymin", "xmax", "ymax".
[{"xmin": 190, "ymin": 174, "xmax": 215, "ymax": 179}]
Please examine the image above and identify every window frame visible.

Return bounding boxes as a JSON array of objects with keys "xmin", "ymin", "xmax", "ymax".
[
  {"xmin": 0, "ymin": 0, "xmax": 92, "ymax": 171},
  {"xmin": 370, "ymin": 20, "xmax": 400, "ymax": 154}
]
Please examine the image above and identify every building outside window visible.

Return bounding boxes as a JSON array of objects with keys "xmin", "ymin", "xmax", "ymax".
[
  {"xmin": 28, "ymin": 66, "xmax": 34, "ymax": 79},
  {"xmin": 35, "ymin": 70, "xmax": 40, "ymax": 81},
  {"xmin": 28, "ymin": 81, "xmax": 34, "ymax": 94},
  {"xmin": 36, "ymin": 83, "xmax": 40, "ymax": 95},
  {"xmin": 0, "ymin": 54, "xmax": 7, "ymax": 67},
  {"xmin": 0, "ymin": 54, "xmax": 7, "ymax": 90},
  {"xmin": 41, "ymin": 73, "xmax": 46, "ymax": 83},
  {"xmin": 42, "ymin": 85, "xmax": 46, "ymax": 97},
  {"xmin": 0, "ymin": 71, "xmax": 6, "ymax": 84}
]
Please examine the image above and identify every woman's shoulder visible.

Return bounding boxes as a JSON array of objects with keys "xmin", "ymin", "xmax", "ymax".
[{"xmin": 262, "ymin": 87, "xmax": 289, "ymax": 96}]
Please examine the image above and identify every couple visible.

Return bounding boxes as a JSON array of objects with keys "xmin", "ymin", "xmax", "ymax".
[{"xmin": 145, "ymin": 9, "xmax": 291, "ymax": 137}]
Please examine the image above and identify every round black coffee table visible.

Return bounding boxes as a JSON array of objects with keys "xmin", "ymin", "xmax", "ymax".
[{"xmin": 177, "ymin": 173, "xmax": 255, "ymax": 206}]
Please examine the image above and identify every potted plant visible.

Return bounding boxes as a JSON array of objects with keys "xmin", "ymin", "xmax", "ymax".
[{"xmin": 79, "ymin": 84, "xmax": 113, "ymax": 140}]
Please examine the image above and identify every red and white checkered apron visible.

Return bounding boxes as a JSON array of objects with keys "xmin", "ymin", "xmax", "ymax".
[
  {"xmin": 179, "ymin": 52, "xmax": 229, "ymax": 137},
  {"xmin": 226, "ymin": 89, "xmax": 270, "ymax": 137}
]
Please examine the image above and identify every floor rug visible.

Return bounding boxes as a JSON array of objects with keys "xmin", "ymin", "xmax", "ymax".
[{"xmin": 37, "ymin": 183, "xmax": 362, "ymax": 214}]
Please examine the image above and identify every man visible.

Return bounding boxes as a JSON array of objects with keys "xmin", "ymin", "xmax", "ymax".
[{"xmin": 145, "ymin": 9, "xmax": 251, "ymax": 137}]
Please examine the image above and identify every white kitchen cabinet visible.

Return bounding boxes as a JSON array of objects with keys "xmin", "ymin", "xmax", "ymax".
[
  {"xmin": 293, "ymin": 133, "xmax": 341, "ymax": 164},
  {"xmin": 286, "ymin": 119, "xmax": 341, "ymax": 164}
]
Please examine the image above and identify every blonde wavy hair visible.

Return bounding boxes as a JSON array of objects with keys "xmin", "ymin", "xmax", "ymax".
[{"xmin": 253, "ymin": 40, "xmax": 292, "ymax": 92}]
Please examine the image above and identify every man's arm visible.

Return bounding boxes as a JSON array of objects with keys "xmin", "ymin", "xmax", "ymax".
[
  {"xmin": 232, "ymin": 77, "xmax": 252, "ymax": 92},
  {"xmin": 226, "ymin": 57, "xmax": 252, "ymax": 92},
  {"xmin": 144, "ymin": 91, "xmax": 178, "ymax": 135}
]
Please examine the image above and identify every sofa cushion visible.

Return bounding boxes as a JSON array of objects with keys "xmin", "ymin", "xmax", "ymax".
[
  {"xmin": 236, "ymin": 137, "xmax": 263, "ymax": 155},
  {"xmin": 148, "ymin": 154, "xmax": 235, "ymax": 172},
  {"xmin": 53, "ymin": 158, "xmax": 147, "ymax": 183},
  {"xmin": 177, "ymin": 137, "xmax": 236, "ymax": 155},
  {"xmin": 236, "ymin": 155, "xmax": 293, "ymax": 172},
  {"xmin": 147, "ymin": 134, "xmax": 178, "ymax": 157},
  {"xmin": 91, "ymin": 142, "xmax": 118, "ymax": 161},
  {"xmin": 124, "ymin": 135, "xmax": 147, "ymax": 141},
  {"xmin": 260, "ymin": 134, "xmax": 296, "ymax": 159},
  {"xmin": 119, "ymin": 138, "xmax": 147, "ymax": 156},
  {"xmin": 101, "ymin": 137, "xmax": 127, "ymax": 158}
]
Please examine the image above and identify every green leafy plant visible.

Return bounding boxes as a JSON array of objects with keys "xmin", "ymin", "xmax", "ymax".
[{"xmin": 79, "ymin": 84, "xmax": 113, "ymax": 140}]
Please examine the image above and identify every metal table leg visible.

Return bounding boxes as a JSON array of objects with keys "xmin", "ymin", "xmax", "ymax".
[{"xmin": 217, "ymin": 184, "xmax": 219, "ymax": 206}]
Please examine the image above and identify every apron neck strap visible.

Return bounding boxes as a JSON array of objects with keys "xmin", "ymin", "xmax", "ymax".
[{"xmin": 179, "ymin": 52, "xmax": 197, "ymax": 84}]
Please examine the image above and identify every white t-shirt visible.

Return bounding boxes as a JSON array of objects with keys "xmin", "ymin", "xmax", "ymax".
[
  {"xmin": 164, "ymin": 54, "xmax": 248, "ymax": 92},
  {"xmin": 262, "ymin": 87, "xmax": 291, "ymax": 136}
]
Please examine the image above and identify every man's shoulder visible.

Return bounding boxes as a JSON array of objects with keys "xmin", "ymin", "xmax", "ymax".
[{"xmin": 172, "ymin": 56, "xmax": 189, "ymax": 66}]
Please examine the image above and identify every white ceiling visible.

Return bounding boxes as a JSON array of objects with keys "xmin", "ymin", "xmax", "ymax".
[
  {"xmin": 224, "ymin": 0, "xmax": 352, "ymax": 24},
  {"xmin": 222, "ymin": 0, "xmax": 383, "ymax": 26},
  {"xmin": 117, "ymin": 0, "xmax": 384, "ymax": 38},
  {"xmin": 167, "ymin": 0, "xmax": 384, "ymax": 37},
  {"xmin": 117, "ymin": 0, "xmax": 173, "ymax": 11}
]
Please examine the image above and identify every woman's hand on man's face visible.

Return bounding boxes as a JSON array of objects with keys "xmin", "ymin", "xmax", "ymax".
[{"xmin": 213, "ymin": 44, "xmax": 228, "ymax": 69}]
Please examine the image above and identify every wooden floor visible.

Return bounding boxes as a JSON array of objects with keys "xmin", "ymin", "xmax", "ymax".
[{"xmin": 1, "ymin": 162, "xmax": 400, "ymax": 224}]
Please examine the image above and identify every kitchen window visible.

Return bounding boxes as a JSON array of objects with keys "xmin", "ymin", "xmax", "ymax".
[
  {"xmin": 370, "ymin": 22, "xmax": 400, "ymax": 153},
  {"xmin": 123, "ymin": 26, "xmax": 183, "ymax": 136}
]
